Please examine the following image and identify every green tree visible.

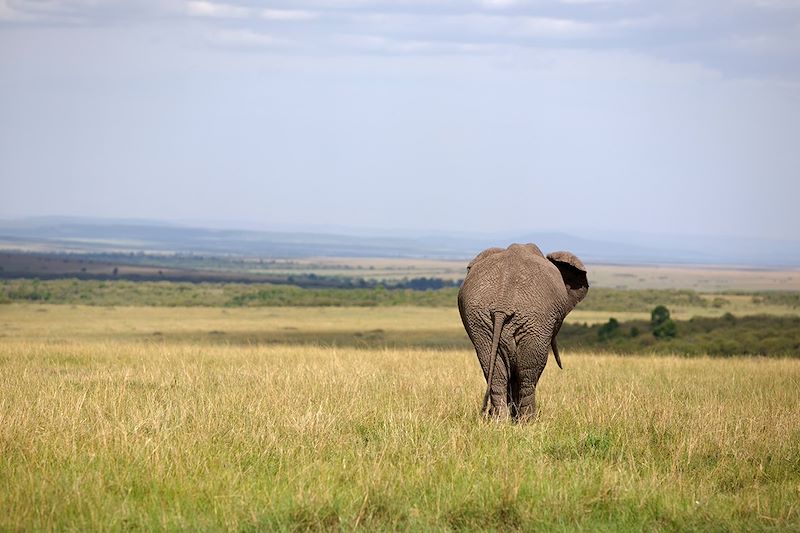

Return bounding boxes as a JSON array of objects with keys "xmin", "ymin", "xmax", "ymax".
[
  {"xmin": 651, "ymin": 305, "xmax": 670, "ymax": 326},
  {"xmin": 651, "ymin": 305, "xmax": 677, "ymax": 338},
  {"xmin": 653, "ymin": 319, "xmax": 677, "ymax": 338},
  {"xmin": 598, "ymin": 317, "xmax": 621, "ymax": 341}
]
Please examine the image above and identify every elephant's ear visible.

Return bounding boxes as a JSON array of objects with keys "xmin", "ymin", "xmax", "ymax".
[
  {"xmin": 547, "ymin": 251, "xmax": 589, "ymax": 308},
  {"xmin": 467, "ymin": 247, "xmax": 504, "ymax": 271}
]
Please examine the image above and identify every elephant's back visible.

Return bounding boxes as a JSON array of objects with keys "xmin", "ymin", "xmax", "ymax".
[{"xmin": 459, "ymin": 245, "xmax": 563, "ymax": 316}]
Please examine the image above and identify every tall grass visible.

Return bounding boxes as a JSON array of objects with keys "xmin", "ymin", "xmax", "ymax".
[
  {"xmin": 1, "ymin": 338, "xmax": 798, "ymax": 531},
  {"xmin": 3, "ymin": 304, "xmax": 798, "ymax": 357}
]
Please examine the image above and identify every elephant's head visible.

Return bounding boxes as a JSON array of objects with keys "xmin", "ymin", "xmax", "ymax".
[{"xmin": 547, "ymin": 251, "xmax": 589, "ymax": 314}]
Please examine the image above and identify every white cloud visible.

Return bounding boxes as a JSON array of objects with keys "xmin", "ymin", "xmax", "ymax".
[
  {"xmin": 2, "ymin": 0, "xmax": 798, "ymax": 83},
  {"xmin": 476, "ymin": 0, "xmax": 519, "ymax": 8},
  {"xmin": 184, "ymin": 2, "xmax": 320, "ymax": 22},
  {"xmin": 209, "ymin": 28, "xmax": 288, "ymax": 47},
  {"xmin": 443, "ymin": 14, "xmax": 598, "ymax": 39},
  {"xmin": 0, "ymin": 0, "xmax": 82, "ymax": 22},
  {"xmin": 559, "ymin": 0, "xmax": 631, "ymax": 4},
  {"xmin": 335, "ymin": 33, "xmax": 498, "ymax": 54},
  {"xmin": 260, "ymin": 9, "xmax": 319, "ymax": 21},
  {"xmin": 0, "ymin": 0, "xmax": 31, "ymax": 20},
  {"xmin": 516, "ymin": 16, "xmax": 596, "ymax": 37},
  {"xmin": 0, "ymin": 0, "xmax": 192, "ymax": 23},
  {"xmin": 750, "ymin": 0, "xmax": 800, "ymax": 9},
  {"xmin": 186, "ymin": 0, "xmax": 249, "ymax": 18}
]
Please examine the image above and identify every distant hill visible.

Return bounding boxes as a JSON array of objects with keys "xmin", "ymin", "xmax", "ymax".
[{"xmin": 0, "ymin": 217, "xmax": 798, "ymax": 268}]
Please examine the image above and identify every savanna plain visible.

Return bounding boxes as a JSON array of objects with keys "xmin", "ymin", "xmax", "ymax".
[{"xmin": 1, "ymin": 264, "xmax": 800, "ymax": 531}]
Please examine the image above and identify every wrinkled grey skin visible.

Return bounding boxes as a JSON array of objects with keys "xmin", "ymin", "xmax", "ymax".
[{"xmin": 458, "ymin": 243, "xmax": 589, "ymax": 420}]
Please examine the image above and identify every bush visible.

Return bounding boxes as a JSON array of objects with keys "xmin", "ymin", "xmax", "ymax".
[
  {"xmin": 653, "ymin": 319, "xmax": 677, "ymax": 338},
  {"xmin": 651, "ymin": 305, "xmax": 671, "ymax": 327},
  {"xmin": 712, "ymin": 297, "xmax": 729, "ymax": 308},
  {"xmin": 559, "ymin": 314, "xmax": 800, "ymax": 357},
  {"xmin": 650, "ymin": 305, "xmax": 677, "ymax": 338},
  {"xmin": 598, "ymin": 318, "xmax": 621, "ymax": 341}
]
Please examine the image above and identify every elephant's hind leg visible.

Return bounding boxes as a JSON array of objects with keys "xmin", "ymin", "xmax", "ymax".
[
  {"xmin": 474, "ymin": 341, "xmax": 511, "ymax": 419},
  {"xmin": 509, "ymin": 367, "xmax": 521, "ymax": 419},
  {"xmin": 514, "ymin": 337, "xmax": 549, "ymax": 421},
  {"xmin": 466, "ymin": 312, "xmax": 511, "ymax": 418},
  {"xmin": 487, "ymin": 351, "xmax": 512, "ymax": 419},
  {"xmin": 502, "ymin": 334, "xmax": 519, "ymax": 418}
]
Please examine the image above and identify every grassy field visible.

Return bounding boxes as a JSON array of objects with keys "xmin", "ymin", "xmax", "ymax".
[
  {"xmin": 0, "ymin": 304, "xmax": 469, "ymax": 349},
  {"xmin": 1, "ymin": 305, "xmax": 800, "ymax": 530},
  {"xmin": 3, "ymin": 280, "xmax": 800, "ymax": 322},
  {"xmin": 3, "ymin": 303, "xmax": 799, "ymax": 358}
]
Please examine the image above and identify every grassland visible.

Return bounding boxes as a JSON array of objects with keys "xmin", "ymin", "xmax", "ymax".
[
  {"xmin": 0, "ymin": 304, "xmax": 468, "ymax": 349},
  {"xmin": 1, "ymin": 304, "xmax": 800, "ymax": 530},
  {"xmin": 3, "ymin": 279, "xmax": 800, "ymax": 320},
  {"xmin": 4, "ymin": 302, "xmax": 799, "ymax": 358},
  {"xmin": 2, "ymin": 264, "xmax": 799, "ymax": 530},
  {"xmin": 2, "ymin": 340, "xmax": 799, "ymax": 531}
]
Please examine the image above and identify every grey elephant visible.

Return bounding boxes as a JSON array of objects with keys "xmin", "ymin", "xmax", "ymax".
[{"xmin": 458, "ymin": 243, "xmax": 589, "ymax": 420}]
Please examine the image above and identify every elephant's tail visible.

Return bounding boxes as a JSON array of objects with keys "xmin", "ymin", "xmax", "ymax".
[
  {"xmin": 551, "ymin": 320, "xmax": 564, "ymax": 369},
  {"xmin": 551, "ymin": 337, "xmax": 563, "ymax": 369},
  {"xmin": 481, "ymin": 311, "xmax": 507, "ymax": 416}
]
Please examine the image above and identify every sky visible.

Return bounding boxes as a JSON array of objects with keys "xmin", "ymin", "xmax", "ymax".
[{"xmin": 1, "ymin": 0, "xmax": 799, "ymax": 241}]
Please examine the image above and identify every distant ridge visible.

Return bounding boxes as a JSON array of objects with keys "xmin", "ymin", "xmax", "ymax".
[{"xmin": 0, "ymin": 217, "xmax": 798, "ymax": 268}]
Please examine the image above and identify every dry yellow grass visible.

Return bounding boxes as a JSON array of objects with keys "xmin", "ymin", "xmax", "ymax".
[
  {"xmin": 4, "ymin": 302, "xmax": 796, "ymax": 348},
  {"xmin": 1, "ymin": 304, "xmax": 799, "ymax": 530},
  {"xmin": 0, "ymin": 304, "xmax": 461, "ymax": 340}
]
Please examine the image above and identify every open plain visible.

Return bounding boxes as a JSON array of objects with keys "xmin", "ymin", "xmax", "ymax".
[
  {"xmin": 5, "ymin": 0, "xmax": 800, "ymax": 528},
  {"xmin": 1, "ymin": 300, "xmax": 799, "ymax": 531}
]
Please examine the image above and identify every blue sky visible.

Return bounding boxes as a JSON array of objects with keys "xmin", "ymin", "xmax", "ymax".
[{"xmin": 1, "ymin": 0, "xmax": 799, "ymax": 240}]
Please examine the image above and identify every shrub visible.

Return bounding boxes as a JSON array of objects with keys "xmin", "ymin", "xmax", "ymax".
[
  {"xmin": 598, "ymin": 318, "xmax": 621, "ymax": 341},
  {"xmin": 653, "ymin": 319, "xmax": 677, "ymax": 338},
  {"xmin": 650, "ymin": 305, "xmax": 677, "ymax": 338},
  {"xmin": 712, "ymin": 297, "xmax": 729, "ymax": 308},
  {"xmin": 651, "ymin": 305, "xmax": 671, "ymax": 327}
]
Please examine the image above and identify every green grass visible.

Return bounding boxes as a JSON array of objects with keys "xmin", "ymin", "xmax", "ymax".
[
  {"xmin": 3, "ymin": 280, "xmax": 800, "ymax": 322},
  {"xmin": 0, "ymin": 278, "xmax": 456, "ymax": 307},
  {"xmin": 1, "ymin": 339, "xmax": 799, "ymax": 531},
  {"xmin": 1, "ymin": 304, "xmax": 800, "ymax": 530},
  {"xmin": 563, "ymin": 314, "xmax": 800, "ymax": 357}
]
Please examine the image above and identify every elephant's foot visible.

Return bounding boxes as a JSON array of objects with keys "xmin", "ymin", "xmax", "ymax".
[
  {"xmin": 483, "ymin": 402, "xmax": 511, "ymax": 421},
  {"xmin": 515, "ymin": 397, "xmax": 537, "ymax": 422}
]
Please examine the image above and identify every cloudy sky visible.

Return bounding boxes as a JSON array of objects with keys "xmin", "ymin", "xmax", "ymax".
[{"xmin": 1, "ymin": 0, "xmax": 799, "ymax": 240}]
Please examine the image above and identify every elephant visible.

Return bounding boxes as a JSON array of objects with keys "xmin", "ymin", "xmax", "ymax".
[{"xmin": 457, "ymin": 243, "xmax": 589, "ymax": 420}]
